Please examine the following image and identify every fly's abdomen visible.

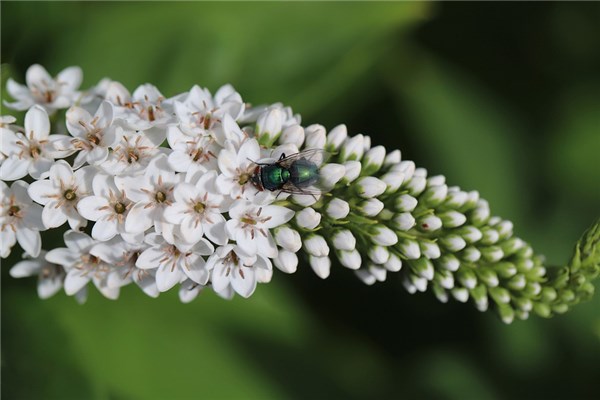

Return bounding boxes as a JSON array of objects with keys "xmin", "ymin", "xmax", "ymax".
[
  {"xmin": 289, "ymin": 160, "xmax": 319, "ymax": 188},
  {"xmin": 261, "ymin": 165, "xmax": 290, "ymax": 191}
]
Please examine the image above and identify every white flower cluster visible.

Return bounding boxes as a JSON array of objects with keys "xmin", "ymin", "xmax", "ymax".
[
  {"xmin": 4, "ymin": 64, "xmax": 560, "ymax": 324},
  {"xmin": 2, "ymin": 64, "xmax": 347, "ymax": 302}
]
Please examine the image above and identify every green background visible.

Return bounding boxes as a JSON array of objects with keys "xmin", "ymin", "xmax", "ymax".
[{"xmin": 2, "ymin": 2, "xmax": 599, "ymax": 399}]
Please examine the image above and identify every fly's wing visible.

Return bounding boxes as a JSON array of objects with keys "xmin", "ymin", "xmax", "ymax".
[
  {"xmin": 278, "ymin": 181, "xmax": 324, "ymax": 195},
  {"xmin": 276, "ymin": 149, "xmax": 330, "ymax": 168}
]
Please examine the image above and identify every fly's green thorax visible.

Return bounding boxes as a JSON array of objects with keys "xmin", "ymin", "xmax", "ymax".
[{"xmin": 261, "ymin": 165, "xmax": 290, "ymax": 191}]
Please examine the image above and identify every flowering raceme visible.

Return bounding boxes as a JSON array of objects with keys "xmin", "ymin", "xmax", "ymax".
[{"xmin": 2, "ymin": 64, "xmax": 598, "ymax": 322}]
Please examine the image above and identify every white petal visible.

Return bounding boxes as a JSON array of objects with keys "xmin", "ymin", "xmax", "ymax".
[
  {"xmin": 26, "ymin": 64, "xmax": 53, "ymax": 89},
  {"xmin": 181, "ymin": 255, "xmax": 209, "ymax": 285},
  {"xmin": 136, "ymin": 247, "xmax": 164, "ymax": 269},
  {"xmin": 10, "ymin": 260, "xmax": 41, "ymax": 277},
  {"xmin": 64, "ymin": 230, "xmax": 96, "ymax": 252},
  {"xmin": 91, "ymin": 218, "xmax": 118, "ymax": 241},
  {"xmin": 38, "ymin": 276, "xmax": 63, "ymax": 299},
  {"xmin": 205, "ymin": 219, "xmax": 228, "ymax": 245},
  {"xmin": 125, "ymin": 202, "xmax": 153, "ymax": 233},
  {"xmin": 0, "ymin": 156, "xmax": 30, "ymax": 181},
  {"xmin": 156, "ymin": 263, "xmax": 183, "ymax": 292},
  {"xmin": 6, "ymin": 78, "xmax": 30, "ymax": 100},
  {"xmin": 66, "ymin": 106, "xmax": 92, "ymax": 137},
  {"xmin": 28, "ymin": 157, "xmax": 53, "ymax": 179},
  {"xmin": 163, "ymin": 202, "xmax": 188, "ymax": 225},
  {"xmin": 57, "ymin": 66, "xmax": 83, "ymax": 92},
  {"xmin": 261, "ymin": 205, "xmax": 294, "ymax": 228},
  {"xmin": 16, "ymin": 228, "xmax": 41, "ymax": 257},
  {"xmin": 50, "ymin": 160, "xmax": 73, "ymax": 185},
  {"xmin": 24, "ymin": 105, "xmax": 50, "ymax": 140},
  {"xmin": 42, "ymin": 201, "xmax": 68, "ymax": 228},
  {"xmin": 45, "ymin": 248, "xmax": 77, "ymax": 266},
  {"xmin": 77, "ymin": 196, "xmax": 109, "ymax": 221},
  {"xmin": 179, "ymin": 217, "xmax": 204, "ymax": 244},
  {"xmin": 64, "ymin": 269, "xmax": 90, "ymax": 295},
  {"xmin": 231, "ymin": 267, "xmax": 256, "ymax": 298}
]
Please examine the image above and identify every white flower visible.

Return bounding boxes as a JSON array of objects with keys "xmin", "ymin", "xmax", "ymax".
[
  {"xmin": 342, "ymin": 161, "xmax": 361, "ymax": 183},
  {"xmin": 207, "ymin": 244, "xmax": 271, "ymax": 299},
  {"xmin": 340, "ymin": 134, "xmax": 364, "ymax": 161},
  {"xmin": 92, "ymin": 237, "xmax": 159, "ymax": 298},
  {"xmin": 46, "ymin": 231, "xmax": 118, "ymax": 299},
  {"xmin": 164, "ymin": 169, "xmax": 229, "ymax": 245},
  {"xmin": 338, "ymin": 249, "xmax": 362, "ymax": 270},
  {"xmin": 0, "ymin": 105, "xmax": 70, "ymax": 180},
  {"xmin": 166, "ymin": 126, "xmax": 220, "ymax": 173},
  {"xmin": 310, "ymin": 256, "xmax": 331, "ymax": 279},
  {"xmin": 136, "ymin": 233, "xmax": 214, "ymax": 292},
  {"xmin": 278, "ymin": 125, "xmax": 304, "ymax": 148},
  {"xmin": 10, "ymin": 251, "xmax": 65, "ymax": 299},
  {"xmin": 64, "ymin": 101, "xmax": 115, "ymax": 168},
  {"xmin": 216, "ymin": 138, "xmax": 262, "ymax": 201},
  {"xmin": 0, "ymin": 181, "xmax": 44, "ymax": 258},
  {"xmin": 175, "ymin": 84, "xmax": 244, "ymax": 138},
  {"xmin": 100, "ymin": 128, "xmax": 162, "ymax": 176},
  {"xmin": 363, "ymin": 145, "xmax": 386, "ymax": 170},
  {"xmin": 225, "ymin": 201, "xmax": 294, "ymax": 258},
  {"xmin": 76, "ymin": 174, "xmax": 137, "ymax": 242},
  {"xmin": 28, "ymin": 161, "xmax": 93, "ymax": 230},
  {"xmin": 123, "ymin": 154, "xmax": 179, "ymax": 238},
  {"xmin": 303, "ymin": 235, "xmax": 329, "ymax": 257},
  {"xmin": 106, "ymin": 82, "xmax": 174, "ymax": 130},
  {"xmin": 4, "ymin": 64, "xmax": 83, "ymax": 113}
]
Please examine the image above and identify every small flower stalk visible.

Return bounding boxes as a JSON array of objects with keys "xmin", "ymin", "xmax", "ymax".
[{"xmin": 2, "ymin": 64, "xmax": 598, "ymax": 323}]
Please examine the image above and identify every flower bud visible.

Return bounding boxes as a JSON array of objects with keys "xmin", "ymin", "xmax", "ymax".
[
  {"xmin": 304, "ymin": 234, "xmax": 329, "ymax": 257},
  {"xmin": 279, "ymin": 124, "xmax": 304, "ymax": 148},
  {"xmin": 309, "ymin": 256, "xmax": 331, "ymax": 279},
  {"xmin": 371, "ymin": 225, "xmax": 398, "ymax": 246},
  {"xmin": 383, "ymin": 149, "xmax": 401, "ymax": 166},
  {"xmin": 326, "ymin": 124, "xmax": 347, "ymax": 150},
  {"xmin": 439, "ymin": 211, "xmax": 467, "ymax": 228},
  {"xmin": 394, "ymin": 212, "xmax": 416, "ymax": 231},
  {"xmin": 456, "ymin": 226, "xmax": 483, "ymax": 243},
  {"xmin": 421, "ymin": 184, "xmax": 448, "ymax": 207},
  {"xmin": 507, "ymin": 274, "xmax": 526, "ymax": 290},
  {"xmin": 471, "ymin": 200, "xmax": 491, "ymax": 226},
  {"xmin": 411, "ymin": 258, "xmax": 435, "ymax": 280},
  {"xmin": 274, "ymin": 226, "xmax": 302, "ymax": 252},
  {"xmin": 295, "ymin": 207, "xmax": 321, "ymax": 230},
  {"xmin": 368, "ymin": 264, "xmax": 387, "ymax": 282},
  {"xmin": 420, "ymin": 241, "xmax": 441, "ymax": 259},
  {"xmin": 402, "ymin": 276, "xmax": 417, "ymax": 294},
  {"xmin": 435, "ymin": 269, "xmax": 455, "ymax": 289},
  {"xmin": 405, "ymin": 175, "xmax": 427, "ymax": 196},
  {"xmin": 427, "ymin": 175, "xmax": 446, "ymax": 186},
  {"xmin": 445, "ymin": 190, "xmax": 469, "ymax": 209},
  {"xmin": 358, "ymin": 198, "xmax": 384, "ymax": 217},
  {"xmin": 381, "ymin": 171, "xmax": 405, "ymax": 193},
  {"xmin": 461, "ymin": 246, "xmax": 481, "ymax": 262},
  {"xmin": 457, "ymin": 268, "xmax": 477, "ymax": 289},
  {"xmin": 363, "ymin": 135, "xmax": 371, "ymax": 152},
  {"xmin": 498, "ymin": 304, "xmax": 515, "ymax": 324},
  {"xmin": 432, "ymin": 283, "xmax": 449, "ymax": 303},
  {"xmin": 398, "ymin": 239, "xmax": 420, "ymax": 259},
  {"xmin": 338, "ymin": 249, "xmax": 362, "ymax": 270},
  {"xmin": 394, "ymin": 194, "xmax": 418, "ymax": 212},
  {"xmin": 362, "ymin": 145, "xmax": 385, "ymax": 174},
  {"xmin": 325, "ymin": 198, "xmax": 350, "ymax": 220},
  {"xmin": 477, "ymin": 269, "xmax": 499, "ymax": 287},
  {"xmin": 451, "ymin": 287, "xmax": 469, "ymax": 303},
  {"xmin": 273, "ymin": 250, "xmax": 298, "ymax": 274},
  {"xmin": 340, "ymin": 134, "xmax": 364, "ymax": 161},
  {"xmin": 384, "ymin": 253, "xmax": 402, "ymax": 272},
  {"xmin": 355, "ymin": 269, "xmax": 376, "ymax": 286},
  {"xmin": 342, "ymin": 161, "xmax": 361, "ymax": 182},
  {"xmin": 496, "ymin": 220, "xmax": 513, "ymax": 239},
  {"xmin": 392, "ymin": 160, "xmax": 415, "ymax": 181},
  {"xmin": 481, "ymin": 246, "xmax": 504, "ymax": 263},
  {"xmin": 410, "ymin": 274, "xmax": 428, "ymax": 292},
  {"xmin": 304, "ymin": 124, "xmax": 326, "ymax": 149},
  {"xmin": 437, "ymin": 254, "xmax": 460, "ymax": 271},
  {"xmin": 356, "ymin": 177, "xmax": 386, "ymax": 198},
  {"xmin": 494, "ymin": 261, "xmax": 517, "ymax": 278},
  {"xmin": 470, "ymin": 285, "xmax": 488, "ymax": 311},
  {"xmin": 368, "ymin": 246, "xmax": 389, "ymax": 265},
  {"xmin": 256, "ymin": 108, "xmax": 283, "ymax": 145},
  {"xmin": 332, "ymin": 230, "xmax": 356, "ymax": 251},
  {"xmin": 319, "ymin": 163, "xmax": 345, "ymax": 189},
  {"xmin": 489, "ymin": 286, "xmax": 511, "ymax": 304},
  {"xmin": 417, "ymin": 215, "xmax": 443, "ymax": 232},
  {"xmin": 440, "ymin": 235, "xmax": 467, "ymax": 252}
]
